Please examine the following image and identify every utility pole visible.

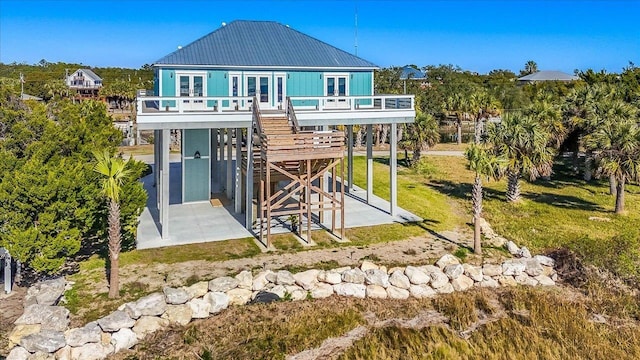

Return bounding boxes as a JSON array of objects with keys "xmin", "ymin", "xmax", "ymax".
[
  {"xmin": 19, "ymin": 73, "xmax": 24, "ymax": 97},
  {"xmin": 354, "ymin": 0, "xmax": 358, "ymax": 56}
]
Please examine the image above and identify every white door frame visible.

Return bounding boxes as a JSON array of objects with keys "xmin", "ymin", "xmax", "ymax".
[
  {"xmin": 228, "ymin": 71, "xmax": 242, "ymax": 110},
  {"xmin": 175, "ymin": 70, "xmax": 207, "ymax": 111},
  {"xmin": 244, "ymin": 72, "xmax": 272, "ymax": 109},
  {"xmin": 324, "ymin": 73, "xmax": 349, "ymax": 109},
  {"xmin": 274, "ymin": 72, "xmax": 287, "ymax": 109}
]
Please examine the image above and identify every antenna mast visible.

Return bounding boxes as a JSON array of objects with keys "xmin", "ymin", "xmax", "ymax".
[{"xmin": 354, "ymin": 0, "xmax": 358, "ymax": 56}]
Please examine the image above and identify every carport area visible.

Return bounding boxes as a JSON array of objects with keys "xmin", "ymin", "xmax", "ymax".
[{"xmin": 136, "ymin": 161, "xmax": 421, "ymax": 250}]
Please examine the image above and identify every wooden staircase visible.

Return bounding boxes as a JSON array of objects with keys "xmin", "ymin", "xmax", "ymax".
[{"xmin": 242, "ymin": 97, "xmax": 345, "ymax": 248}]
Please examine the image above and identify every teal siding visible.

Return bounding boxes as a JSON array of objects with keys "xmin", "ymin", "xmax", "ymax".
[
  {"xmin": 350, "ymin": 71, "xmax": 373, "ymax": 106},
  {"xmin": 287, "ymin": 71, "xmax": 323, "ymax": 107},
  {"xmin": 183, "ymin": 129, "xmax": 210, "ymax": 202},
  {"xmin": 161, "ymin": 69, "xmax": 176, "ymax": 107},
  {"xmin": 206, "ymin": 70, "xmax": 229, "ymax": 107}
]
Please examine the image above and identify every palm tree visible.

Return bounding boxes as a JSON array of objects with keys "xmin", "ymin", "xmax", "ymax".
[
  {"xmin": 400, "ymin": 112, "xmax": 440, "ymax": 166},
  {"xmin": 487, "ymin": 114, "xmax": 555, "ymax": 202},
  {"xmin": 93, "ymin": 150, "xmax": 132, "ymax": 298},
  {"xmin": 584, "ymin": 100, "xmax": 639, "ymax": 213},
  {"xmin": 444, "ymin": 93, "xmax": 472, "ymax": 145},
  {"xmin": 522, "ymin": 60, "xmax": 538, "ymax": 76},
  {"xmin": 465, "ymin": 144, "xmax": 502, "ymax": 254},
  {"xmin": 470, "ymin": 90, "xmax": 501, "ymax": 143}
]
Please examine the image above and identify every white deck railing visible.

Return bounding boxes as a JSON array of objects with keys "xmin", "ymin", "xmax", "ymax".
[{"xmin": 136, "ymin": 94, "xmax": 414, "ymax": 116}]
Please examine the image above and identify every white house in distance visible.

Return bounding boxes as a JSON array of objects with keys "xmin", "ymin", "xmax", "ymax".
[{"xmin": 66, "ymin": 68, "xmax": 103, "ymax": 98}]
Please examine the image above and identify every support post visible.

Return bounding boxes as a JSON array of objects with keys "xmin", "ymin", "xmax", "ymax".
[
  {"xmin": 390, "ymin": 123, "xmax": 398, "ymax": 216},
  {"xmin": 219, "ymin": 129, "xmax": 225, "ymax": 188},
  {"xmin": 234, "ymin": 128, "xmax": 242, "ymax": 213},
  {"xmin": 161, "ymin": 128, "xmax": 170, "ymax": 239},
  {"xmin": 226, "ymin": 128, "xmax": 233, "ymax": 200},
  {"xmin": 306, "ymin": 159, "xmax": 312, "ymax": 243},
  {"xmin": 347, "ymin": 125, "xmax": 353, "ymax": 192},
  {"xmin": 245, "ymin": 126, "xmax": 254, "ymax": 230},
  {"xmin": 212, "ymin": 130, "xmax": 218, "ymax": 192},
  {"xmin": 154, "ymin": 130, "xmax": 160, "ymax": 209},
  {"xmin": 366, "ymin": 124, "xmax": 373, "ymax": 203}
]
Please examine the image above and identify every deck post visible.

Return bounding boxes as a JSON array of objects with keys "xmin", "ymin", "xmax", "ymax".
[
  {"xmin": 161, "ymin": 128, "xmax": 170, "ymax": 239},
  {"xmin": 219, "ymin": 129, "xmax": 225, "ymax": 189},
  {"xmin": 212, "ymin": 129, "xmax": 218, "ymax": 192},
  {"xmin": 234, "ymin": 128, "xmax": 242, "ymax": 213},
  {"xmin": 366, "ymin": 124, "xmax": 373, "ymax": 203},
  {"xmin": 154, "ymin": 130, "xmax": 160, "ymax": 210},
  {"xmin": 347, "ymin": 125, "xmax": 353, "ymax": 192},
  {"xmin": 226, "ymin": 128, "xmax": 233, "ymax": 199},
  {"xmin": 245, "ymin": 126, "xmax": 254, "ymax": 230},
  {"xmin": 390, "ymin": 122, "xmax": 398, "ymax": 216}
]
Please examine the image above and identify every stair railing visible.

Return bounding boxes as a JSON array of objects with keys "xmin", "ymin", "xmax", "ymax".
[{"xmin": 286, "ymin": 97, "xmax": 300, "ymax": 134}]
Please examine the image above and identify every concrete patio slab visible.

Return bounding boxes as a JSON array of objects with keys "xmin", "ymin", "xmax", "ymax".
[{"xmin": 136, "ymin": 162, "xmax": 421, "ymax": 250}]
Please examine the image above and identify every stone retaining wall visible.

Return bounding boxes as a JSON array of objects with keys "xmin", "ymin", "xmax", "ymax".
[{"xmin": 7, "ymin": 251, "xmax": 557, "ymax": 360}]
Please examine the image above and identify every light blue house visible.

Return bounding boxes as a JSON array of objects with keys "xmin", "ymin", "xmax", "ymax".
[{"xmin": 136, "ymin": 20, "xmax": 415, "ymax": 246}]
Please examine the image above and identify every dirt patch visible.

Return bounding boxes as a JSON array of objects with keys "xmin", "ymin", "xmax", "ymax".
[{"xmin": 0, "ymin": 286, "xmax": 26, "ymax": 355}]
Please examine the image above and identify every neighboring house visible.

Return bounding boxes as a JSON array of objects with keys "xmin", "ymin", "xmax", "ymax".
[
  {"xmin": 517, "ymin": 70, "xmax": 579, "ymax": 84},
  {"xmin": 400, "ymin": 65, "xmax": 427, "ymax": 93},
  {"xmin": 66, "ymin": 68, "xmax": 103, "ymax": 98},
  {"xmin": 137, "ymin": 20, "xmax": 415, "ymax": 247}
]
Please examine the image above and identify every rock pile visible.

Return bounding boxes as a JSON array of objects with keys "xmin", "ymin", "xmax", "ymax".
[{"xmin": 7, "ymin": 253, "xmax": 557, "ymax": 360}]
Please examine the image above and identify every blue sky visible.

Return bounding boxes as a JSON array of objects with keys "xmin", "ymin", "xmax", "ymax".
[{"xmin": 1, "ymin": 0, "xmax": 638, "ymax": 74}]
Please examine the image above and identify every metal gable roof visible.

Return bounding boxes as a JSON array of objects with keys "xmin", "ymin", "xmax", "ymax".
[
  {"xmin": 518, "ymin": 70, "xmax": 578, "ymax": 81},
  {"xmin": 400, "ymin": 66, "xmax": 426, "ymax": 80},
  {"xmin": 154, "ymin": 20, "xmax": 377, "ymax": 69},
  {"xmin": 75, "ymin": 68, "xmax": 102, "ymax": 81}
]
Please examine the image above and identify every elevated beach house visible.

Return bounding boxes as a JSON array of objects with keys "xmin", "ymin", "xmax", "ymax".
[
  {"xmin": 66, "ymin": 68, "xmax": 103, "ymax": 99},
  {"xmin": 136, "ymin": 20, "xmax": 416, "ymax": 248}
]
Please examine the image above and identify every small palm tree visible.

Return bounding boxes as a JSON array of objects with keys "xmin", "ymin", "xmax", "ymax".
[
  {"xmin": 400, "ymin": 112, "xmax": 440, "ymax": 166},
  {"xmin": 487, "ymin": 114, "xmax": 555, "ymax": 202},
  {"xmin": 466, "ymin": 144, "xmax": 503, "ymax": 254},
  {"xmin": 93, "ymin": 150, "xmax": 132, "ymax": 298},
  {"xmin": 584, "ymin": 102, "xmax": 639, "ymax": 214}
]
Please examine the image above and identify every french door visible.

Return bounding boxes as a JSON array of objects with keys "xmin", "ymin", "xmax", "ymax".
[
  {"xmin": 245, "ymin": 74, "xmax": 271, "ymax": 108},
  {"xmin": 325, "ymin": 74, "xmax": 349, "ymax": 108},
  {"xmin": 177, "ymin": 73, "xmax": 205, "ymax": 110}
]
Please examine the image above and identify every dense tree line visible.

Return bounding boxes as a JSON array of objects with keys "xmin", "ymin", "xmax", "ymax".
[
  {"xmin": 0, "ymin": 84, "xmax": 147, "ymax": 278},
  {"xmin": 0, "ymin": 60, "xmax": 153, "ymax": 101}
]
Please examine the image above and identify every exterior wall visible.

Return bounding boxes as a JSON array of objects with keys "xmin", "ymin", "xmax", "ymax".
[
  {"xmin": 155, "ymin": 67, "xmax": 374, "ymax": 108},
  {"xmin": 182, "ymin": 129, "xmax": 210, "ymax": 202},
  {"xmin": 160, "ymin": 68, "xmax": 176, "ymax": 107},
  {"xmin": 206, "ymin": 70, "xmax": 229, "ymax": 107},
  {"xmin": 350, "ymin": 71, "xmax": 373, "ymax": 106}
]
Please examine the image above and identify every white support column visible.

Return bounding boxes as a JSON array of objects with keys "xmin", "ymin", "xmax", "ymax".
[
  {"xmin": 390, "ymin": 123, "xmax": 398, "ymax": 216},
  {"xmin": 219, "ymin": 129, "xmax": 225, "ymax": 188},
  {"xmin": 347, "ymin": 125, "xmax": 354, "ymax": 192},
  {"xmin": 161, "ymin": 129, "xmax": 170, "ymax": 240},
  {"xmin": 245, "ymin": 126, "xmax": 254, "ymax": 230},
  {"xmin": 226, "ymin": 129, "xmax": 233, "ymax": 199},
  {"xmin": 234, "ymin": 128, "xmax": 242, "ymax": 213},
  {"xmin": 154, "ymin": 130, "xmax": 160, "ymax": 210},
  {"xmin": 366, "ymin": 124, "xmax": 373, "ymax": 203},
  {"xmin": 212, "ymin": 130, "xmax": 218, "ymax": 192}
]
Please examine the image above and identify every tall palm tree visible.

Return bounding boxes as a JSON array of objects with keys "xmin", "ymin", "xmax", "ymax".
[
  {"xmin": 93, "ymin": 150, "xmax": 132, "ymax": 298},
  {"xmin": 400, "ymin": 112, "xmax": 440, "ymax": 166},
  {"xmin": 465, "ymin": 144, "xmax": 502, "ymax": 254},
  {"xmin": 487, "ymin": 114, "xmax": 555, "ymax": 202},
  {"xmin": 584, "ymin": 101, "xmax": 639, "ymax": 213},
  {"xmin": 444, "ymin": 93, "xmax": 472, "ymax": 145}
]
